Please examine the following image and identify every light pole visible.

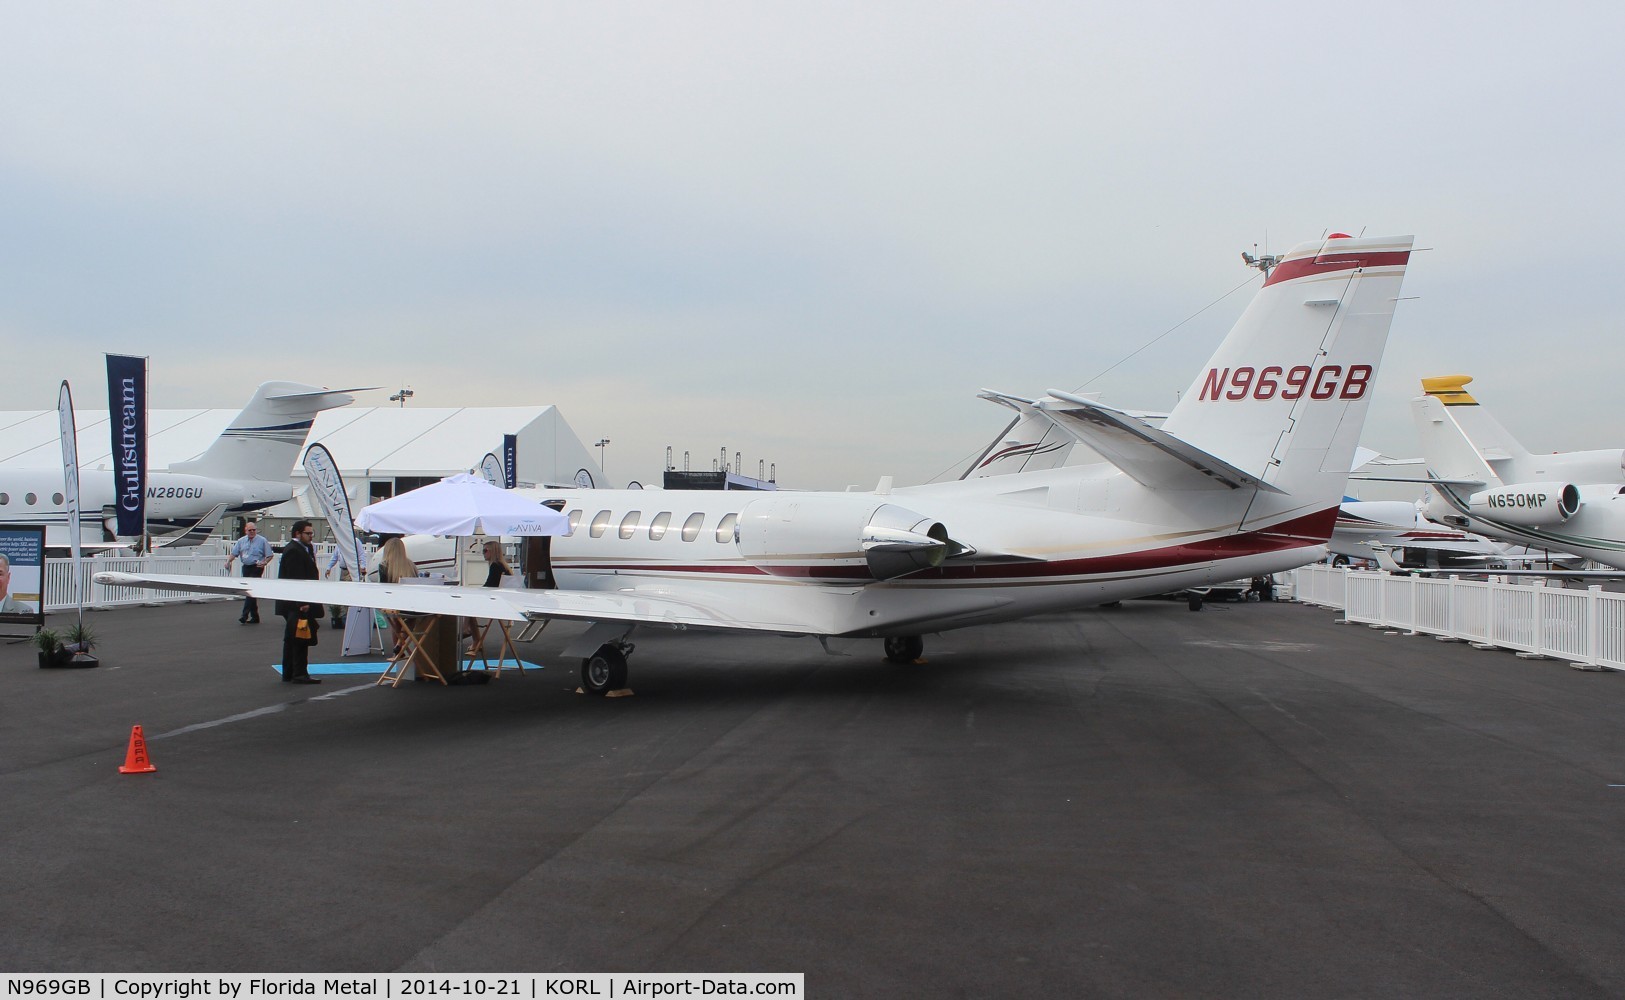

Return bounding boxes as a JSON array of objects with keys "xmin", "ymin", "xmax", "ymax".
[
  {"xmin": 389, "ymin": 387, "xmax": 415, "ymax": 407},
  {"xmin": 594, "ymin": 439, "xmax": 610, "ymax": 487}
]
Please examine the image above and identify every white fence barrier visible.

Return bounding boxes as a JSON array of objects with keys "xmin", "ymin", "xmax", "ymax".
[
  {"xmin": 1287, "ymin": 565, "xmax": 1625, "ymax": 670},
  {"xmin": 39, "ymin": 543, "xmax": 356, "ymax": 614}
]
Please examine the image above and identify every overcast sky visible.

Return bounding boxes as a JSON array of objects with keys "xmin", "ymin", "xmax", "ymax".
[{"xmin": 4, "ymin": 2, "xmax": 1622, "ymax": 491}]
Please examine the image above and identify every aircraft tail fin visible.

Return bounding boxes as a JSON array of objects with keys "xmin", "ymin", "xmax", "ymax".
[
  {"xmin": 168, "ymin": 382, "xmax": 361, "ymax": 483},
  {"xmin": 1411, "ymin": 375, "xmax": 1523, "ymax": 485},
  {"xmin": 1159, "ymin": 233, "xmax": 1413, "ymax": 528}
]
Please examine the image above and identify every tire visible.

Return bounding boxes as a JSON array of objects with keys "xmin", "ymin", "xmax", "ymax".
[
  {"xmin": 581, "ymin": 645, "xmax": 628, "ymax": 695},
  {"xmin": 884, "ymin": 635, "xmax": 925, "ymax": 664},
  {"xmin": 1187, "ymin": 592, "xmax": 1204, "ymax": 612}
]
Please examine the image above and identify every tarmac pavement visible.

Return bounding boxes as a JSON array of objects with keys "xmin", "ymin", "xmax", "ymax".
[{"xmin": 3, "ymin": 595, "xmax": 1624, "ymax": 997}]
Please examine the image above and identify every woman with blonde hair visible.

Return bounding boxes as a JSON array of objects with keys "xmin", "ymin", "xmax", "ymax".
[
  {"xmin": 480, "ymin": 540, "xmax": 512, "ymax": 589},
  {"xmin": 376, "ymin": 537, "xmax": 417, "ymax": 584},
  {"xmin": 374, "ymin": 537, "xmax": 418, "ymax": 658}
]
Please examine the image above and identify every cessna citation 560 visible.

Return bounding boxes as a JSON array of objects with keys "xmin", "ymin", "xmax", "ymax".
[
  {"xmin": 101, "ymin": 233, "xmax": 1414, "ymax": 693},
  {"xmin": 3, "ymin": 381, "xmax": 357, "ymax": 549},
  {"xmin": 1412, "ymin": 375, "xmax": 1625, "ymax": 569}
]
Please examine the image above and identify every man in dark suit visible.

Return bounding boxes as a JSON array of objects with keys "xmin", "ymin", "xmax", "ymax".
[{"xmin": 276, "ymin": 519, "xmax": 325, "ymax": 684}]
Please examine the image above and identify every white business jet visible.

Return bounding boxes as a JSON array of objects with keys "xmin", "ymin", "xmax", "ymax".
[
  {"xmin": 100, "ymin": 233, "xmax": 1414, "ymax": 693},
  {"xmin": 2, "ymin": 382, "xmax": 359, "ymax": 549},
  {"xmin": 1330, "ymin": 496, "xmax": 1511, "ymax": 569},
  {"xmin": 1411, "ymin": 375, "xmax": 1625, "ymax": 570}
]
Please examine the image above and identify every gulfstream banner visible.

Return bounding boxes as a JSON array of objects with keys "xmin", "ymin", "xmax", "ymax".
[{"xmin": 105, "ymin": 354, "xmax": 148, "ymax": 538}]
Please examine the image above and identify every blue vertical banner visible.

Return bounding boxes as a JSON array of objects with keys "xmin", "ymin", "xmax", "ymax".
[
  {"xmin": 105, "ymin": 354, "xmax": 148, "ymax": 538},
  {"xmin": 502, "ymin": 434, "xmax": 517, "ymax": 488}
]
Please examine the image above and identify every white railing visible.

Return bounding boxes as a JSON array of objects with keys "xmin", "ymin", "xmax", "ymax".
[
  {"xmin": 44, "ymin": 551, "xmax": 234, "ymax": 611},
  {"xmin": 40, "ymin": 543, "xmax": 365, "ymax": 613},
  {"xmin": 1287, "ymin": 565, "xmax": 1625, "ymax": 670}
]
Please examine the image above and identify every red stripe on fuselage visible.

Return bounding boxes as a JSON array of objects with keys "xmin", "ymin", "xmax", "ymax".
[
  {"xmin": 557, "ymin": 508, "xmax": 1339, "ymax": 584},
  {"xmin": 1263, "ymin": 250, "xmax": 1410, "ymax": 287}
]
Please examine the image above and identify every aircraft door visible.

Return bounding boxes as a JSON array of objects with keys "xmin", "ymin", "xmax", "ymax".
[{"xmin": 523, "ymin": 499, "xmax": 566, "ymax": 588}]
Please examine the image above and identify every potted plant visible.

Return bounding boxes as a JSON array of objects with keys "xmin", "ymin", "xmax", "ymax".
[
  {"xmin": 33, "ymin": 628, "xmax": 68, "ymax": 669},
  {"xmin": 63, "ymin": 621, "xmax": 99, "ymax": 667}
]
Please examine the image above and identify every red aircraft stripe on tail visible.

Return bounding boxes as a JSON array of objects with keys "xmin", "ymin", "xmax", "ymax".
[{"xmin": 1264, "ymin": 250, "xmax": 1410, "ymax": 287}]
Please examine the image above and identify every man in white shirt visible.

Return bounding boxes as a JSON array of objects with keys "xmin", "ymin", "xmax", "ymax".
[{"xmin": 224, "ymin": 521, "xmax": 273, "ymax": 624}]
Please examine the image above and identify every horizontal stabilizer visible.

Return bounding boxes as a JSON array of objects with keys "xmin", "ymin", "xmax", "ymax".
[{"xmin": 1036, "ymin": 390, "xmax": 1284, "ymax": 493}]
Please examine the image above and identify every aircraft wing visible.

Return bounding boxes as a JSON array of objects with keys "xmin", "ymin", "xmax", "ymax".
[
  {"xmin": 154, "ymin": 503, "xmax": 231, "ymax": 549},
  {"xmin": 93, "ymin": 572, "xmax": 829, "ymax": 635},
  {"xmin": 1037, "ymin": 390, "xmax": 1284, "ymax": 493}
]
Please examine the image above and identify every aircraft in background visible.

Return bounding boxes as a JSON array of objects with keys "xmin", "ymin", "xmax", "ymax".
[
  {"xmin": 1329, "ymin": 496, "xmax": 1512, "ymax": 569},
  {"xmin": 1410, "ymin": 375, "xmax": 1625, "ymax": 570},
  {"xmin": 102, "ymin": 233, "xmax": 1414, "ymax": 693},
  {"xmin": 2, "ymin": 382, "xmax": 361, "ymax": 550}
]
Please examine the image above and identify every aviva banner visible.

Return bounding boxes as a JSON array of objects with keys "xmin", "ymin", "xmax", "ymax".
[
  {"xmin": 105, "ymin": 354, "xmax": 148, "ymax": 538},
  {"xmin": 302, "ymin": 442, "xmax": 372, "ymax": 656}
]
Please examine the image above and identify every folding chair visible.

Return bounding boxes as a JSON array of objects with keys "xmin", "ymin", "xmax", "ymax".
[
  {"xmin": 464, "ymin": 617, "xmax": 526, "ymax": 678},
  {"xmin": 376, "ymin": 612, "xmax": 448, "ymax": 687}
]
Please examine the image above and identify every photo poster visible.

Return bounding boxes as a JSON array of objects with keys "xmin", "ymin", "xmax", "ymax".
[{"xmin": 0, "ymin": 525, "xmax": 47, "ymax": 627}]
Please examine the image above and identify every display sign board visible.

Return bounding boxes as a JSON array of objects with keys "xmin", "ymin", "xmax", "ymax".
[{"xmin": 0, "ymin": 525, "xmax": 48, "ymax": 628}]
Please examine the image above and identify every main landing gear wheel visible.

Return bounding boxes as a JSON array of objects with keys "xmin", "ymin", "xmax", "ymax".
[
  {"xmin": 884, "ymin": 635, "xmax": 925, "ymax": 664},
  {"xmin": 581, "ymin": 644, "xmax": 629, "ymax": 695},
  {"xmin": 1187, "ymin": 592, "xmax": 1204, "ymax": 612}
]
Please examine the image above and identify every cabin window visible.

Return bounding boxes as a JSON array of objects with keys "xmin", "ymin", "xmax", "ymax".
[
  {"xmin": 715, "ymin": 513, "xmax": 739, "ymax": 543},
  {"xmin": 0, "ymin": 493, "xmax": 8, "ymax": 504},
  {"xmin": 649, "ymin": 512, "xmax": 672, "ymax": 540},
  {"xmin": 589, "ymin": 509, "xmax": 612, "ymax": 538},
  {"xmin": 24, "ymin": 493, "xmax": 36, "ymax": 505},
  {"xmin": 567, "ymin": 509, "xmax": 583, "ymax": 534},
  {"xmin": 681, "ymin": 513, "xmax": 705, "ymax": 541},
  {"xmin": 619, "ymin": 511, "xmax": 642, "ymax": 539},
  {"xmin": 52, "ymin": 493, "xmax": 64, "ymax": 505}
]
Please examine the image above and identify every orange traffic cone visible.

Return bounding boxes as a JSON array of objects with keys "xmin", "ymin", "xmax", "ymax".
[{"xmin": 118, "ymin": 725, "xmax": 157, "ymax": 774}]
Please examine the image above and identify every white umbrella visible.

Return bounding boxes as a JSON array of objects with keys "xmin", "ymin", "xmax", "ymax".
[{"xmin": 355, "ymin": 473, "xmax": 569, "ymax": 537}]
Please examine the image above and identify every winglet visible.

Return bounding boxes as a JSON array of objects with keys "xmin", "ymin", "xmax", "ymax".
[{"xmin": 1420, "ymin": 375, "xmax": 1477, "ymax": 405}]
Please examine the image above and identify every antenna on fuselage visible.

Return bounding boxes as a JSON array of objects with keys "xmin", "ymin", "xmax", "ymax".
[{"xmin": 1240, "ymin": 244, "xmax": 1278, "ymax": 279}]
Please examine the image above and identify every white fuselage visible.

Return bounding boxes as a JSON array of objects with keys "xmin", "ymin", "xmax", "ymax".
[
  {"xmin": 0, "ymin": 468, "xmax": 290, "ymax": 546},
  {"xmin": 1426, "ymin": 483, "xmax": 1625, "ymax": 569},
  {"xmin": 535, "ymin": 467, "xmax": 1329, "ymax": 637}
]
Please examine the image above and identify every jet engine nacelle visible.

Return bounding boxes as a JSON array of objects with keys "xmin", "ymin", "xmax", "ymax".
[
  {"xmin": 737, "ymin": 495, "xmax": 954, "ymax": 581},
  {"xmin": 1468, "ymin": 483, "xmax": 1581, "ymax": 526}
]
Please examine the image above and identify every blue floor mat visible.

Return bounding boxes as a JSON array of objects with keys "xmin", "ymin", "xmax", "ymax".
[{"xmin": 274, "ymin": 658, "xmax": 544, "ymax": 676}]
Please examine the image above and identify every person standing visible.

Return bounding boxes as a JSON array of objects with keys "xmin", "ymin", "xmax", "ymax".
[
  {"xmin": 224, "ymin": 521, "xmax": 273, "ymax": 624},
  {"xmin": 275, "ymin": 520, "xmax": 325, "ymax": 684}
]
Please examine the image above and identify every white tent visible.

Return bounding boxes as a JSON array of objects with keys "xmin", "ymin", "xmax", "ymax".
[{"xmin": 355, "ymin": 474, "xmax": 569, "ymax": 537}]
